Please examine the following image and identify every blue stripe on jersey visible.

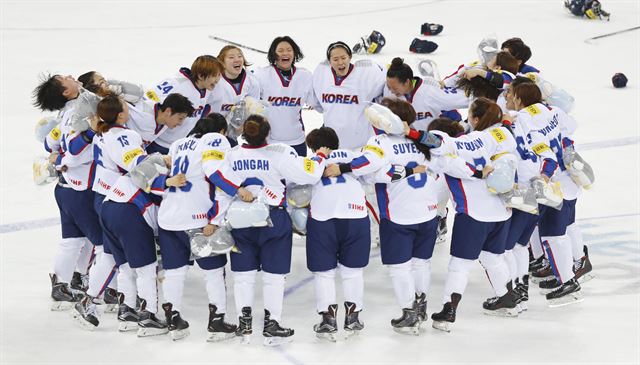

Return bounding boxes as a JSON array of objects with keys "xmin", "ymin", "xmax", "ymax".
[
  {"xmin": 135, "ymin": 155, "xmax": 146, "ymax": 166},
  {"xmin": 150, "ymin": 175, "xmax": 167, "ymax": 193},
  {"xmin": 541, "ymin": 158, "xmax": 558, "ymax": 178},
  {"xmin": 127, "ymin": 190, "xmax": 156, "ymax": 214},
  {"xmin": 211, "ymin": 171, "xmax": 239, "ymax": 196},
  {"xmin": 243, "ymin": 177, "xmax": 264, "ymax": 187},
  {"xmin": 351, "ymin": 156, "xmax": 370, "ymax": 170},
  {"xmin": 375, "ymin": 183, "xmax": 390, "ymax": 221},
  {"xmin": 445, "ymin": 175, "xmax": 469, "ymax": 215},
  {"xmin": 44, "ymin": 139, "xmax": 52, "ymax": 153},
  {"xmin": 562, "ymin": 137, "xmax": 574, "ymax": 148},
  {"xmin": 88, "ymin": 161, "xmax": 96, "ymax": 188},
  {"xmin": 68, "ymin": 133, "xmax": 91, "ymax": 155},
  {"xmin": 386, "ymin": 167, "xmax": 394, "ymax": 179},
  {"xmin": 520, "ymin": 64, "xmax": 539, "ymax": 74}
]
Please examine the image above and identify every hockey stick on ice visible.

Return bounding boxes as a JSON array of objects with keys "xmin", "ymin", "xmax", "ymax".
[
  {"xmin": 209, "ymin": 35, "xmax": 267, "ymax": 54},
  {"xmin": 584, "ymin": 25, "xmax": 640, "ymax": 44}
]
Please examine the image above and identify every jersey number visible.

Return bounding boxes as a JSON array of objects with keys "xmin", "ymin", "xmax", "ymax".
[
  {"xmin": 406, "ymin": 161, "xmax": 427, "ymax": 189},
  {"xmin": 169, "ymin": 156, "xmax": 192, "ymax": 192}
]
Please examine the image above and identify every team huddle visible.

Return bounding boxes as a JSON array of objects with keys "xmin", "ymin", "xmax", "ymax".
[{"xmin": 32, "ymin": 35, "xmax": 595, "ymax": 345}]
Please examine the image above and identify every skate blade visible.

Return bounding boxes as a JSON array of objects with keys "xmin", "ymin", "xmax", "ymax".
[
  {"xmin": 539, "ymin": 287, "xmax": 560, "ymax": 295},
  {"xmin": 530, "ymin": 275, "xmax": 553, "ymax": 284},
  {"xmin": 483, "ymin": 307, "xmax": 518, "ymax": 318},
  {"xmin": 103, "ymin": 304, "xmax": 118, "ymax": 313},
  {"xmin": 137, "ymin": 326, "xmax": 169, "ymax": 337},
  {"xmin": 118, "ymin": 321, "xmax": 139, "ymax": 332},
  {"xmin": 344, "ymin": 328, "xmax": 362, "ymax": 340},
  {"xmin": 206, "ymin": 332, "xmax": 236, "ymax": 342},
  {"xmin": 170, "ymin": 328, "xmax": 190, "ymax": 341},
  {"xmin": 263, "ymin": 336, "xmax": 293, "ymax": 347},
  {"xmin": 237, "ymin": 334, "xmax": 252, "ymax": 345},
  {"xmin": 431, "ymin": 320, "xmax": 451, "ymax": 333},
  {"xmin": 51, "ymin": 300, "xmax": 74, "ymax": 311},
  {"xmin": 70, "ymin": 311, "xmax": 98, "ymax": 331},
  {"xmin": 577, "ymin": 273, "xmax": 595, "ymax": 284},
  {"xmin": 392, "ymin": 325, "xmax": 420, "ymax": 336},
  {"xmin": 315, "ymin": 331, "xmax": 338, "ymax": 342},
  {"xmin": 547, "ymin": 292, "xmax": 584, "ymax": 308}
]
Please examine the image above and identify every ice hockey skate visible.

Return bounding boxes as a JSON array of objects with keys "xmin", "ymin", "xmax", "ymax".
[
  {"xmin": 435, "ymin": 211, "xmax": 448, "ymax": 244},
  {"xmin": 137, "ymin": 299, "xmax": 168, "ymax": 337},
  {"xmin": 546, "ymin": 278, "xmax": 584, "ymax": 307},
  {"xmin": 514, "ymin": 276, "xmax": 529, "ymax": 312},
  {"xmin": 391, "ymin": 307, "xmax": 420, "ymax": 336},
  {"xmin": 207, "ymin": 304, "xmax": 237, "ymax": 342},
  {"xmin": 117, "ymin": 293, "xmax": 140, "ymax": 332},
  {"xmin": 103, "ymin": 288, "xmax": 119, "ymax": 313},
  {"xmin": 262, "ymin": 309, "xmax": 294, "ymax": 346},
  {"xmin": 574, "ymin": 246, "xmax": 594, "ymax": 284},
  {"xmin": 414, "ymin": 293, "xmax": 428, "ymax": 323},
  {"xmin": 431, "ymin": 293, "xmax": 461, "ymax": 332},
  {"xmin": 529, "ymin": 256, "xmax": 545, "ymax": 273},
  {"xmin": 162, "ymin": 302, "xmax": 189, "ymax": 341},
  {"xmin": 482, "ymin": 283, "xmax": 518, "ymax": 317},
  {"xmin": 313, "ymin": 304, "xmax": 338, "ymax": 342},
  {"xmin": 71, "ymin": 294, "xmax": 100, "ymax": 330},
  {"xmin": 531, "ymin": 262, "xmax": 554, "ymax": 284},
  {"xmin": 539, "ymin": 277, "xmax": 561, "ymax": 294},
  {"xmin": 235, "ymin": 306, "xmax": 253, "ymax": 344},
  {"xmin": 50, "ymin": 273, "xmax": 81, "ymax": 311},
  {"xmin": 343, "ymin": 301, "xmax": 364, "ymax": 338},
  {"xmin": 70, "ymin": 271, "xmax": 88, "ymax": 294}
]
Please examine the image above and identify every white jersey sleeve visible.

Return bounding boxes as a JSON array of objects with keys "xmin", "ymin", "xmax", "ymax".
[{"xmin": 126, "ymin": 100, "xmax": 167, "ymax": 146}]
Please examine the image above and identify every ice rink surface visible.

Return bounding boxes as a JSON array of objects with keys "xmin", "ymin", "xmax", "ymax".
[{"xmin": 1, "ymin": 0, "xmax": 639, "ymax": 364}]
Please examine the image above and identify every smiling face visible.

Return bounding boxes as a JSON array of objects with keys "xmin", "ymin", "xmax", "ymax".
[
  {"xmin": 91, "ymin": 72, "xmax": 109, "ymax": 94},
  {"xmin": 56, "ymin": 74, "xmax": 81, "ymax": 99},
  {"xmin": 386, "ymin": 77, "xmax": 413, "ymax": 97},
  {"xmin": 329, "ymin": 47, "xmax": 351, "ymax": 77},
  {"xmin": 275, "ymin": 41, "xmax": 294, "ymax": 71},
  {"xmin": 164, "ymin": 110, "xmax": 188, "ymax": 129},
  {"xmin": 222, "ymin": 48, "xmax": 245, "ymax": 79}
]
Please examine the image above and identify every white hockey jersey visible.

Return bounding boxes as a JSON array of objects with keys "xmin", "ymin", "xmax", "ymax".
[
  {"xmin": 514, "ymin": 103, "xmax": 561, "ymax": 180},
  {"xmin": 126, "ymin": 100, "xmax": 167, "ymax": 147},
  {"xmin": 309, "ymin": 149, "xmax": 368, "ymax": 221},
  {"xmin": 210, "ymin": 144, "xmax": 327, "ymax": 216},
  {"xmin": 44, "ymin": 99, "xmax": 95, "ymax": 191},
  {"xmin": 91, "ymin": 134, "xmax": 123, "ymax": 196},
  {"xmin": 158, "ymin": 133, "xmax": 231, "ymax": 231},
  {"xmin": 312, "ymin": 59, "xmax": 386, "ymax": 149},
  {"xmin": 254, "ymin": 65, "xmax": 314, "ymax": 145},
  {"xmin": 208, "ymin": 69, "xmax": 261, "ymax": 117},
  {"xmin": 146, "ymin": 68, "xmax": 213, "ymax": 148},
  {"xmin": 432, "ymin": 127, "xmax": 516, "ymax": 222},
  {"xmin": 383, "ymin": 77, "xmax": 470, "ymax": 130},
  {"xmin": 102, "ymin": 126, "xmax": 166, "ymax": 231},
  {"xmin": 348, "ymin": 134, "xmax": 439, "ymax": 225}
]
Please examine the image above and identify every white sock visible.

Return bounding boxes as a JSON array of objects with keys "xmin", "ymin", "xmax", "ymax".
[
  {"xmin": 263, "ymin": 272, "xmax": 285, "ymax": 322},
  {"xmin": 204, "ymin": 267, "xmax": 227, "ymax": 314},
  {"xmin": 338, "ymin": 265, "xmax": 364, "ymax": 310},
  {"xmin": 117, "ymin": 263, "xmax": 137, "ymax": 308},
  {"xmin": 567, "ymin": 223, "xmax": 585, "ymax": 262},
  {"xmin": 233, "ymin": 270, "xmax": 256, "ymax": 314},
  {"xmin": 135, "ymin": 262, "xmax": 159, "ymax": 313},
  {"xmin": 162, "ymin": 266, "xmax": 188, "ymax": 312},
  {"xmin": 443, "ymin": 256, "xmax": 475, "ymax": 304},
  {"xmin": 512, "ymin": 244, "xmax": 530, "ymax": 280},
  {"xmin": 479, "ymin": 250, "xmax": 510, "ymax": 296},
  {"xmin": 411, "ymin": 258, "xmax": 431, "ymax": 295},
  {"xmin": 313, "ymin": 269, "xmax": 336, "ymax": 313},
  {"xmin": 541, "ymin": 235, "xmax": 575, "ymax": 283},
  {"xmin": 75, "ymin": 239, "xmax": 95, "ymax": 275},
  {"xmin": 388, "ymin": 261, "xmax": 415, "ymax": 309},
  {"xmin": 503, "ymin": 250, "xmax": 518, "ymax": 284},
  {"xmin": 87, "ymin": 246, "xmax": 117, "ymax": 298},
  {"xmin": 53, "ymin": 237, "xmax": 86, "ymax": 283},
  {"xmin": 529, "ymin": 226, "xmax": 544, "ymax": 259}
]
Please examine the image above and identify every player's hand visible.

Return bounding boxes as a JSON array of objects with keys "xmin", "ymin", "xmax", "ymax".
[
  {"xmin": 163, "ymin": 155, "xmax": 172, "ymax": 168},
  {"xmin": 202, "ymin": 224, "xmax": 217, "ymax": 237},
  {"xmin": 413, "ymin": 165, "xmax": 427, "ymax": 174},
  {"xmin": 166, "ymin": 173, "xmax": 187, "ymax": 187},
  {"xmin": 323, "ymin": 163, "xmax": 341, "ymax": 177},
  {"xmin": 460, "ymin": 68, "xmax": 485, "ymax": 80},
  {"xmin": 481, "ymin": 165, "xmax": 494, "ymax": 178},
  {"xmin": 237, "ymin": 187, "xmax": 254, "ymax": 202}
]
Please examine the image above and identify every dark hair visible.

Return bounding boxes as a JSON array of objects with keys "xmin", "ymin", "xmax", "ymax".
[
  {"xmin": 78, "ymin": 71, "xmax": 100, "ymax": 94},
  {"xmin": 511, "ymin": 76, "xmax": 535, "ymax": 88},
  {"xmin": 501, "ymin": 38, "xmax": 532, "ymax": 66},
  {"xmin": 242, "ymin": 114, "xmax": 270, "ymax": 146},
  {"xmin": 159, "ymin": 93, "xmax": 195, "ymax": 116},
  {"xmin": 217, "ymin": 46, "xmax": 251, "ymax": 67},
  {"xmin": 326, "ymin": 41, "xmax": 352, "ymax": 60},
  {"xmin": 188, "ymin": 113, "xmax": 228, "ymax": 138},
  {"xmin": 456, "ymin": 76, "xmax": 501, "ymax": 101},
  {"xmin": 268, "ymin": 36, "xmax": 304, "ymax": 66},
  {"xmin": 96, "ymin": 94, "xmax": 124, "ymax": 134},
  {"xmin": 495, "ymin": 51, "xmax": 519, "ymax": 75},
  {"xmin": 469, "ymin": 97, "xmax": 503, "ymax": 131},
  {"xmin": 33, "ymin": 74, "xmax": 67, "ymax": 111},
  {"xmin": 305, "ymin": 127, "xmax": 339, "ymax": 151},
  {"xmin": 387, "ymin": 57, "xmax": 413, "ymax": 83},
  {"xmin": 380, "ymin": 97, "xmax": 416, "ymax": 125},
  {"xmin": 191, "ymin": 55, "xmax": 223, "ymax": 81},
  {"xmin": 427, "ymin": 117, "xmax": 465, "ymax": 137},
  {"xmin": 513, "ymin": 83, "xmax": 542, "ymax": 107}
]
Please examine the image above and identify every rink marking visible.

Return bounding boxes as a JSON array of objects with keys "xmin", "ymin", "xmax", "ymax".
[{"xmin": 1, "ymin": 136, "xmax": 638, "ymax": 235}]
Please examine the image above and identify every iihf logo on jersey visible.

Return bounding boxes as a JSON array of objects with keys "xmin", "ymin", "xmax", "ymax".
[
  {"xmin": 192, "ymin": 213, "xmax": 207, "ymax": 220},
  {"xmin": 347, "ymin": 203, "xmax": 365, "ymax": 211},
  {"xmin": 321, "ymin": 93, "xmax": 359, "ymax": 104}
]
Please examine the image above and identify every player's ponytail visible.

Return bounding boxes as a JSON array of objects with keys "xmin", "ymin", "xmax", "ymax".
[
  {"xmin": 469, "ymin": 97, "xmax": 503, "ymax": 131},
  {"xmin": 386, "ymin": 57, "xmax": 413, "ymax": 83},
  {"xmin": 96, "ymin": 94, "xmax": 124, "ymax": 134},
  {"xmin": 242, "ymin": 115, "xmax": 270, "ymax": 146}
]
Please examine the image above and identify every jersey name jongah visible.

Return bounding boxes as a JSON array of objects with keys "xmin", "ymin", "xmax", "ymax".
[{"xmin": 232, "ymin": 159, "xmax": 270, "ymax": 171}]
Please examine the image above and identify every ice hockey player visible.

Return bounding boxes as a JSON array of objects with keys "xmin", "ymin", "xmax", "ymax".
[{"xmin": 565, "ymin": 0, "xmax": 610, "ymax": 20}]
